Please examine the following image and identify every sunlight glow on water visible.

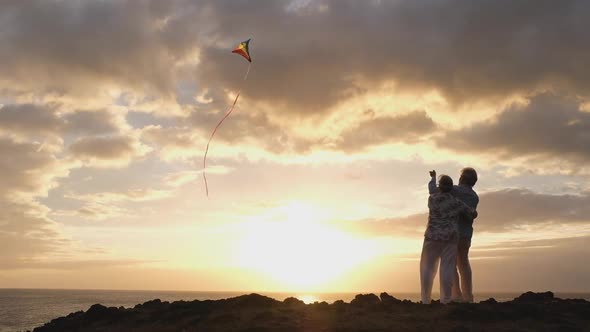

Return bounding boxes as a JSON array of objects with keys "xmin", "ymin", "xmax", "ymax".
[{"xmin": 296, "ymin": 294, "xmax": 319, "ymax": 303}]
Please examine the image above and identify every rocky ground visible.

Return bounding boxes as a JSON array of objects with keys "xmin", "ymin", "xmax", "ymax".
[{"xmin": 33, "ymin": 291, "xmax": 590, "ymax": 332}]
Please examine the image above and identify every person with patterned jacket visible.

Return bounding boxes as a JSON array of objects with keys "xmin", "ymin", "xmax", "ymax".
[
  {"xmin": 420, "ymin": 172, "xmax": 477, "ymax": 304},
  {"xmin": 429, "ymin": 168, "xmax": 479, "ymax": 302}
]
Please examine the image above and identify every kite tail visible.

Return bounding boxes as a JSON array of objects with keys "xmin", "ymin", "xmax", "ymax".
[{"xmin": 203, "ymin": 62, "xmax": 252, "ymax": 197}]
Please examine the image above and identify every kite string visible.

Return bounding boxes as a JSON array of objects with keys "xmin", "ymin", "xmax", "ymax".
[
  {"xmin": 243, "ymin": 61, "xmax": 252, "ymax": 81},
  {"xmin": 203, "ymin": 62, "xmax": 252, "ymax": 197}
]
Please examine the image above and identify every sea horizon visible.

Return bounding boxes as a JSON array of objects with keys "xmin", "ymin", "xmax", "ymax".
[{"xmin": 2, "ymin": 288, "xmax": 589, "ymax": 332}]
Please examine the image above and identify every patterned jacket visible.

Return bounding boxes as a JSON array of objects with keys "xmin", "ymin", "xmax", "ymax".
[
  {"xmin": 425, "ymin": 192, "xmax": 476, "ymax": 241},
  {"xmin": 429, "ymin": 177, "xmax": 479, "ymax": 239}
]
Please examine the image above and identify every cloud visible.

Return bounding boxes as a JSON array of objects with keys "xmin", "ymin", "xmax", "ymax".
[
  {"xmin": 0, "ymin": 258, "xmax": 154, "ymax": 271},
  {"xmin": 0, "ymin": 137, "xmax": 72, "ymax": 268},
  {"xmin": 0, "ymin": 103, "xmax": 62, "ymax": 136},
  {"xmin": 74, "ymin": 203, "xmax": 129, "ymax": 221},
  {"xmin": 438, "ymin": 94, "xmax": 590, "ymax": 166},
  {"xmin": 196, "ymin": 0, "xmax": 590, "ymax": 114},
  {"xmin": 55, "ymin": 187, "xmax": 175, "ymax": 222},
  {"xmin": 69, "ymin": 135, "xmax": 151, "ymax": 167},
  {"xmin": 476, "ymin": 188, "xmax": 590, "ymax": 232},
  {"xmin": 140, "ymin": 125, "xmax": 202, "ymax": 161},
  {"xmin": 64, "ymin": 109, "xmax": 126, "ymax": 135},
  {"xmin": 335, "ymin": 110, "xmax": 436, "ymax": 152},
  {"xmin": 163, "ymin": 168, "xmax": 232, "ymax": 187},
  {"xmin": 0, "ymin": 137, "xmax": 71, "ymax": 199},
  {"xmin": 0, "ymin": 200, "xmax": 68, "ymax": 266},
  {"xmin": 0, "ymin": 103, "xmax": 126, "ymax": 138},
  {"xmin": 66, "ymin": 188, "xmax": 174, "ymax": 204},
  {"xmin": 2, "ymin": 0, "xmax": 590, "ymax": 289},
  {"xmin": 0, "ymin": 0, "xmax": 198, "ymax": 98},
  {"xmin": 57, "ymin": 180, "xmax": 188, "ymax": 222},
  {"xmin": 142, "ymin": 109, "xmax": 436, "ymax": 159},
  {"xmin": 2, "ymin": 1, "xmax": 590, "ymax": 115},
  {"xmin": 163, "ymin": 170, "xmax": 202, "ymax": 187}
]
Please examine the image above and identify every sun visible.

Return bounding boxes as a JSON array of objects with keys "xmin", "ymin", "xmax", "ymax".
[{"xmin": 234, "ymin": 201, "xmax": 379, "ymax": 291}]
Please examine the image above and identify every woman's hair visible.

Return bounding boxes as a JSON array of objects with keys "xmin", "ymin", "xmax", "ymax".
[
  {"xmin": 459, "ymin": 167, "xmax": 478, "ymax": 187},
  {"xmin": 438, "ymin": 175, "xmax": 453, "ymax": 193}
]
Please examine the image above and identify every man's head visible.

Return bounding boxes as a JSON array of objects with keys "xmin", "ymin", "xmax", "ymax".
[
  {"xmin": 438, "ymin": 175, "xmax": 453, "ymax": 193},
  {"xmin": 459, "ymin": 167, "xmax": 478, "ymax": 187}
]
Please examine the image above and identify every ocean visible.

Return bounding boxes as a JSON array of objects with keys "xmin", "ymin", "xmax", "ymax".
[{"xmin": 1, "ymin": 289, "xmax": 589, "ymax": 332}]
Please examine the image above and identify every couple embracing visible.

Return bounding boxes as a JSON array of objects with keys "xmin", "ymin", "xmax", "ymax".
[{"xmin": 420, "ymin": 168, "xmax": 479, "ymax": 304}]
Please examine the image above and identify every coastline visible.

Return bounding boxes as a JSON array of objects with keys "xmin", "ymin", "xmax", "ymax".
[{"xmin": 31, "ymin": 291, "xmax": 590, "ymax": 332}]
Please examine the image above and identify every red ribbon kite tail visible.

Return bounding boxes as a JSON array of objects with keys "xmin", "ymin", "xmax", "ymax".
[{"xmin": 203, "ymin": 61, "xmax": 252, "ymax": 197}]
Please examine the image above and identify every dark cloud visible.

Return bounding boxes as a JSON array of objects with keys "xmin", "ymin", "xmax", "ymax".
[
  {"xmin": 163, "ymin": 109, "xmax": 435, "ymax": 156},
  {"xmin": 438, "ymin": 94, "xmax": 590, "ymax": 163},
  {"xmin": 64, "ymin": 110, "xmax": 122, "ymax": 136},
  {"xmin": 188, "ymin": 110, "xmax": 295, "ymax": 153},
  {"xmin": 0, "ymin": 103, "xmax": 123, "ymax": 137},
  {"xmin": 69, "ymin": 135, "xmax": 147, "ymax": 166},
  {"xmin": 335, "ymin": 111, "xmax": 436, "ymax": 152},
  {"xmin": 2, "ymin": 1, "xmax": 590, "ymax": 115},
  {"xmin": 476, "ymin": 188, "xmax": 590, "ymax": 231},
  {"xmin": 0, "ymin": 104, "xmax": 62, "ymax": 135},
  {"xmin": 197, "ymin": 0, "xmax": 590, "ymax": 114},
  {"xmin": 0, "ymin": 0, "xmax": 199, "ymax": 96}
]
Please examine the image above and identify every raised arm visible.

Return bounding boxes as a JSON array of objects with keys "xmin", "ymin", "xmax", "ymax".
[{"xmin": 428, "ymin": 170, "xmax": 437, "ymax": 194}]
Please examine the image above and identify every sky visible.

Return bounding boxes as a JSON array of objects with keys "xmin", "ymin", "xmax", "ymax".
[{"xmin": 1, "ymin": 0, "xmax": 590, "ymax": 293}]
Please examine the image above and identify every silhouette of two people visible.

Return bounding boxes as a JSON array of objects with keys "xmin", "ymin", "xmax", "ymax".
[{"xmin": 420, "ymin": 168, "xmax": 479, "ymax": 304}]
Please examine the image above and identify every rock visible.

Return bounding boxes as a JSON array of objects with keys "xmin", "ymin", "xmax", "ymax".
[
  {"xmin": 380, "ymin": 292, "xmax": 402, "ymax": 306},
  {"xmin": 283, "ymin": 297, "xmax": 305, "ymax": 306},
  {"xmin": 309, "ymin": 301, "xmax": 330, "ymax": 311},
  {"xmin": 333, "ymin": 299, "xmax": 346, "ymax": 310},
  {"xmin": 513, "ymin": 291, "xmax": 555, "ymax": 303},
  {"xmin": 351, "ymin": 293, "xmax": 380, "ymax": 307},
  {"xmin": 135, "ymin": 298, "xmax": 163, "ymax": 310},
  {"xmin": 86, "ymin": 304, "xmax": 112, "ymax": 320},
  {"xmin": 225, "ymin": 293, "xmax": 277, "ymax": 308},
  {"xmin": 32, "ymin": 291, "xmax": 590, "ymax": 332},
  {"xmin": 480, "ymin": 298, "xmax": 497, "ymax": 305},
  {"xmin": 451, "ymin": 325, "xmax": 471, "ymax": 332}
]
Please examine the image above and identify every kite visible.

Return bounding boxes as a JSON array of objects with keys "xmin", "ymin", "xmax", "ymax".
[
  {"xmin": 203, "ymin": 39, "xmax": 252, "ymax": 197},
  {"xmin": 232, "ymin": 38, "xmax": 252, "ymax": 62}
]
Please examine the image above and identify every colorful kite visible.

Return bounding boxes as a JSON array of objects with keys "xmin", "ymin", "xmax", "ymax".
[
  {"xmin": 232, "ymin": 39, "xmax": 252, "ymax": 62},
  {"xmin": 203, "ymin": 39, "xmax": 252, "ymax": 197}
]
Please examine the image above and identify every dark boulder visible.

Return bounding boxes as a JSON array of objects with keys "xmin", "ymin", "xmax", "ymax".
[
  {"xmin": 513, "ymin": 291, "xmax": 555, "ymax": 304},
  {"xmin": 380, "ymin": 292, "xmax": 402, "ymax": 306},
  {"xmin": 480, "ymin": 298, "xmax": 497, "ymax": 305},
  {"xmin": 333, "ymin": 299, "xmax": 346, "ymax": 310},
  {"xmin": 85, "ymin": 304, "xmax": 118, "ymax": 321},
  {"xmin": 135, "ymin": 298, "xmax": 163, "ymax": 310},
  {"xmin": 310, "ymin": 301, "xmax": 330, "ymax": 311},
  {"xmin": 351, "ymin": 293, "xmax": 380, "ymax": 307},
  {"xmin": 225, "ymin": 293, "xmax": 278, "ymax": 308},
  {"xmin": 283, "ymin": 297, "xmax": 305, "ymax": 307}
]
